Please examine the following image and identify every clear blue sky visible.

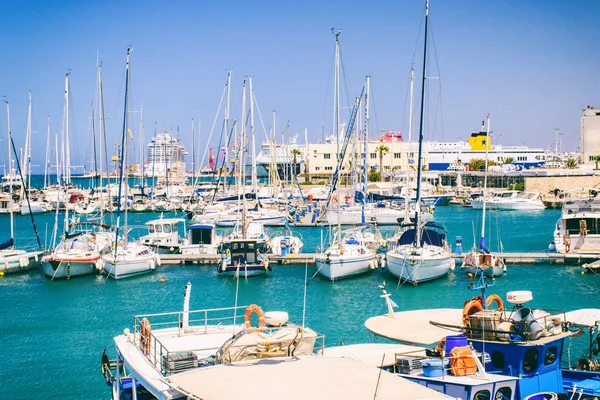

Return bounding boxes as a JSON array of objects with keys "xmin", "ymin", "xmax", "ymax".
[{"xmin": 1, "ymin": 0, "xmax": 598, "ymax": 172}]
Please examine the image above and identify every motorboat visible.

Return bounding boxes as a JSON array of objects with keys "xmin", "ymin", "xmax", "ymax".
[
  {"xmin": 181, "ymin": 222, "xmax": 222, "ymax": 255},
  {"xmin": 140, "ymin": 217, "xmax": 187, "ymax": 254},
  {"xmin": 218, "ymin": 239, "xmax": 270, "ymax": 277},
  {"xmin": 471, "ymin": 191, "xmax": 545, "ymax": 211},
  {"xmin": 552, "ymin": 194, "xmax": 600, "ymax": 254},
  {"xmin": 102, "ymin": 242, "xmax": 157, "ymax": 279},
  {"xmin": 99, "ymin": 283, "xmax": 450, "ymax": 400}
]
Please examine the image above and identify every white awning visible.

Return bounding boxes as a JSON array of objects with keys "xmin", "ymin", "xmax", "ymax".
[
  {"xmin": 365, "ymin": 308, "xmax": 464, "ymax": 345},
  {"xmin": 166, "ymin": 356, "xmax": 454, "ymax": 400},
  {"xmin": 565, "ymin": 309, "xmax": 600, "ymax": 327}
]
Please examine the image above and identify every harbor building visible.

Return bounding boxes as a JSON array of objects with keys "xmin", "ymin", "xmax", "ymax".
[
  {"xmin": 581, "ymin": 105, "xmax": 600, "ymax": 165},
  {"xmin": 141, "ymin": 130, "xmax": 188, "ymax": 179}
]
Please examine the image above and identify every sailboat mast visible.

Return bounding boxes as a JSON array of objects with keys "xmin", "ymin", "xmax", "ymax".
[
  {"xmin": 241, "ymin": 79, "xmax": 247, "ymax": 238},
  {"xmin": 408, "ymin": 67, "xmax": 415, "ymax": 144},
  {"xmin": 25, "ymin": 91, "xmax": 32, "ymax": 192},
  {"xmin": 224, "ymin": 70, "xmax": 232, "ymax": 194},
  {"xmin": 249, "ymin": 77, "xmax": 258, "ymax": 196},
  {"xmin": 5, "ymin": 101, "xmax": 14, "ymax": 241},
  {"xmin": 44, "ymin": 116, "xmax": 50, "ymax": 188},
  {"xmin": 481, "ymin": 114, "xmax": 491, "ymax": 242},
  {"xmin": 334, "ymin": 29, "xmax": 342, "ymax": 241},
  {"xmin": 97, "ymin": 63, "xmax": 106, "ymax": 221},
  {"xmin": 65, "ymin": 73, "xmax": 71, "ymax": 185},
  {"xmin": 362, "ymin": 75, "xmax": 370, "ymax": 226},
  {"xmin": 414, "ymin": 0, "xmax": 429, "ymax": 246},
  {"xmin": 191, "ymin": 118, "xmax": 195, "ymax": 188},
  {"xmin": 114, "ymin": 48, "xmax": 131, "ymax": 256}
]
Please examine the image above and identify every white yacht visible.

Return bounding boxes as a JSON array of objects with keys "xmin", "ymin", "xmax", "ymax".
[
  {"xmin": 552, "ymin": 194, "xmax": 600, "ymax": 254},
  {"xmin": 471, "ymin": 191, "xmax": 545, "ymax": 211},
  {"xmin": 102, "ymin": 242, "xmax": 158, "ymax": 279}
]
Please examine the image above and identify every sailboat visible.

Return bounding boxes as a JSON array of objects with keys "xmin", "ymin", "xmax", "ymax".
[
  {"xmin": 0, "ymin": 100, "xmax": 44, "ymax": 275},
  {"xmin": 461, "ymin": 115, "xmax": 506, "ymax": 277},
  {"xmin": 315, "ymin": 31, "xmax": 377, "ymax": 282},
  {"xmin": 385, "ymin": 4, "xmax": 453, "ymax": 285},
  {"xmin": 217, "ymin": 79, "xmax": 270, "ymax": 277},
  {"xmin": 102, "ymin": 48, "xmax": 157, "ymax": 280}
]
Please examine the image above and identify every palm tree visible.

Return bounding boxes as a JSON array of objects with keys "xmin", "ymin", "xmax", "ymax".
[
  {"xmin": 468, "ymin": 158, "xmax": 486, "ymax": 171},
  {"xmin": 375, "ymin": 144, "xmax": 389, "ymax": 180},
  {"xmin": 593, "ymin": 155, "xmax": 600, "ymax": 170},
  {"xmin": 503, "ymin": 156, "xmax": 514, "ymax": 164},
  {"xmin": 291, "ymin": 149, "xmax": 302, "ymax": 178},
  {"xmin": 566, "ymin": 157, "xmax": 578, "ymax": 169}
]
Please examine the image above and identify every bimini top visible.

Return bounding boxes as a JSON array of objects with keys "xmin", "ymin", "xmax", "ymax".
[
  {"xmin": 188, "ymin": 223, "xmax": 215, "ymax": 230},
  {"xmin": 565, "ymin": 308, "xmax": 600, "ymax": 327},
  {"xmin": 365, "ymin": 308, "xmax": 463, "ymax": 345},
  {"xmin": 166, "ymin": 356, "xmax": 454, "ymax": 400}
]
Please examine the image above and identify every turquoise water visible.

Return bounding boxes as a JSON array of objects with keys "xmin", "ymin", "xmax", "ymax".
[{"xmin": 2, "ymin": 206, "xmax": 600, "ymax": 399}]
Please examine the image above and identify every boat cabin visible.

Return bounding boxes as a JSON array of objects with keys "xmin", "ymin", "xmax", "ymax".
[
  {"xmin": 181, "ymin": 223, "xmax": 220, "ymax": 255},
  {"xmin": 140, "ymin": 218, "xmax": 186, "ymax": 254}
]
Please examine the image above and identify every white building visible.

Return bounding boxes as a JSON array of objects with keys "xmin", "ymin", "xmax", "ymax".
[
  {"xmin": 141, "ymin": 131, "xmax": 188, "ymax": 179},
  {"xmin": 581, "ymin": 105, "xmax": 600, "ymax": 165}
]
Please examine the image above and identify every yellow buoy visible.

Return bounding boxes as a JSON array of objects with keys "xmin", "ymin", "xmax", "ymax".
[
  {"xmin": 160, "ymin": 277, "xmax": 166, "ymax": 284},
  {"xmin": 581, "ymin": 270, "xmax": 585, "ymax": 275},
  {"xmin": 0, "ymin": 271, "xmax": 4, "ymax": 277}
]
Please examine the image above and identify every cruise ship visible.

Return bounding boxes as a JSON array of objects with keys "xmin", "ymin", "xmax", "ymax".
[{"xmin": 141, "ymin": 130, "xmax": 188, "ymax": 179}]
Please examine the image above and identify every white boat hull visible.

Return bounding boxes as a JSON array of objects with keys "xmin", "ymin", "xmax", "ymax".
[
  {"xmin": 0, "ymin": 251, "xmax": 42, "ymax": 274},
  {"xmin": 315, "ymin": 253, "xmax": 376, "ymax": 281},
  {"xmin": 102, "ymin": 247, "xmax": 156, "ymax": 280},
  {"xmin": 42, "ymin": 259, "xmax": 98, "ymax": 279},
  {"xmin": 386, "ymin": 247, "xmax": 452, "ymax": 285}
]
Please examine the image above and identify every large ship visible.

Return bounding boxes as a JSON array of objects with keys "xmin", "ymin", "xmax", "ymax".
[
  {"xmin": 427, "ymin": 123, "xmax": 549, "ymax": 171},
  {"xmin": 141, "ymin": 130, "xmax": 188, "ymax": 179}
]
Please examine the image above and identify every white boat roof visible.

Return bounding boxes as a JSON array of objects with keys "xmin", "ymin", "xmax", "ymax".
[
  {"xmin": 565, "ymin": 308, "xmax": 600, "ymax": 326},
  {"xmin": 166, "ymin": 356, "xmax": 454, "ymax": 399},
  {"xmin": 365, "ymin": 309, "xmax": 464, "ymax": 345},
  {"xmin": 146, "ymin": 218, "xmax": 185, "ymax": 225}
]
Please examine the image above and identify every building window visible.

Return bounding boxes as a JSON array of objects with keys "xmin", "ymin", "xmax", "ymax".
[
  {"xmin": 544, "ymin": 346, "xmax": 557, "ymax": 365},
  {"xmin": 409, "ymin": 152, "xmax": 414, "ymax": 158},
  {"xmin": 523, "ymin": 348, "xmax": 539, "ymax": 372},
  {"xmin": 384, "ymin": 166, "xmax": 391, "ymax": 170},
  {"xmin": 517, "ymin": 156, "xmax": 527, "ymax": 161},
  {"xmin": 325, "ymin": 166, "xmax": 333, "ymax": 171},
  {"xmin": 370, "ymin": 153, "xmax": 377, "ymax": 159},
  {"xmin": 324, "ymin": 154, "xmax": 331, "ymax": 159},
  {"xmin": 591, "ymin": 156, "xmax": 595, "ymax": 162},
  {"xmin": 315, "ymin": 167, "xmax": 320, "ymax": 171},
  {"xmin": 394, "ymin": 153, "xmax": 401, "ymax": 159}
]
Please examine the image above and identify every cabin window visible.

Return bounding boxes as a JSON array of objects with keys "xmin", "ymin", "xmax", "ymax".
[
  {"xmin": 494, "ymin": 387, "xmax": 512, "ymax": 400},
  {"xmin": 164, "ymin": 224, "xmax": 172, "ymax": 233},
  {"xmin": 148, "ymin": 226, "xmax": 155, "ymax": 233},
  {"xmin": 233, "ymin": 243, "xmax": 239, "ymax": 250},
  {"xmin": 155, "ymin": 225, "xmax": 163, "ymax": 233},
  {"xmin": 491, "ymin": 351, "xmax": 505, "ymax": 369},
  {"xmin": 473, "ymin": 389, "xmax": 490, "ymax": 400},
  {"xmin": 248, "ymin": 243, "xmax": 255, "ymax": 250},
  {"xmin": 523, "ymin": 348, "xmax": 539, "ymax": 372},
  {"xmin": 544, "ymin": 346, "xmax": 558, "ymax": 365}
]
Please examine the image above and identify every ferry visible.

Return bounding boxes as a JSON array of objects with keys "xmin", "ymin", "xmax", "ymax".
[{"xmin": 427, "ymin": 123, "xmax": 549, "ymax": 171}]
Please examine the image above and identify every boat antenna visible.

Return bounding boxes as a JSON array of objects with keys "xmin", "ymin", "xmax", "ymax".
[{"xmin": 302, "ymin": 260, "xmax": 308, "ymax": 329}]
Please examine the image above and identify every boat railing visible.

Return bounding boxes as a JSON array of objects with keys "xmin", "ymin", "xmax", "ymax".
[{"xmin": 133, "ymin": 305, "xmax": 249, "ymax": 371}]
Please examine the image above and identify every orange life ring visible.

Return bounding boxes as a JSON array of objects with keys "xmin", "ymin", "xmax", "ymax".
[
  {"xmin": 244, "ymin": 304, "xmax": 265, "ymax": 331},
  {"xmin": 437, "ymin": 336, "xmax": 446, "ymax": 356},
  {"xmin": 462, "ymin": 298, "xmax": 483, "ymax": 326},
  {"xmin": 485, "ymin": 294, "xmax": 504, "ymax": 312},
  {"xmin": 140, "ymin": 317, "xmax": 152, "ymax": 355}
]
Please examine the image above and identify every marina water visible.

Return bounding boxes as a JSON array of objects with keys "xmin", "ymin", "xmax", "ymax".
[{"xmin": 2, "ymin": 203, "xmax": 600, "ymax": 399}]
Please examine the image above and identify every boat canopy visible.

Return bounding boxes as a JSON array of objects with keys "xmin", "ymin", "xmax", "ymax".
[
  {"xmin": 565, "ymin": 309, "xmax": 600, "ymax": 327},
  {"xmin": 0, "ymin": 237, "xmax": 14, "ymax": 250},
  {"xmin": 166, "ymin": 356, "xmax": 453, "ymax": 399},
  {"xmin": 365, "ymin": 308, "xmax": 463, "ymax": 345},
  {"xmin": 398, "ymin": 225, "xmax": 447, "ymax": 247}
]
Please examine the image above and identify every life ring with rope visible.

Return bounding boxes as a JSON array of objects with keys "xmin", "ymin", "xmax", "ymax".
[
  {"xmin": 485, "ymin": 294, "xmax": 504, "ymax": 312},
  {"xmin": 140, "ymin": 317, "xmax": 152, "ymax": 355},
  {"xmin": 437, "ymin": 336, "xmax": 446, "ymax": 356},
  {"xmin": 244, "ymin": 304, "xmax": 265, "ymax": 332},
  {"xmin": 462, "ymin": 297, "xmax": 483, "ymax": 327}
]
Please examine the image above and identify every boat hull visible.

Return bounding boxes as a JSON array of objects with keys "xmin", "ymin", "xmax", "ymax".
[
  {"xmin": 386, "ymin": 249, "xmax": 452, "ymax": 285},
  {"xmin": 0, "ymin": 251, "xmax": 42, "ymax": 274},
  {"xmin": 42, "ymin": 258, "xmax": 98, "ymax": 279},
  {"xmin": 102, "ymin": 255, "xmax": 156, "ymax": 280},
  {"xmin": 315, "ymin": 254, "xmax": 375, "ymax": 281},
  {"xmin": 218, "ymin": 263, "xmax": 269, "ymax": 277}
]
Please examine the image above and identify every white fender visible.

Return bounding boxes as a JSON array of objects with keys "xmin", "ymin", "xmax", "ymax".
[
  {"xmin": 148, "ymin": 259, "xmax": 156, "ymax": 270},
  {"xmin": 19, "ymin": 257, "xmax": 29, "ymax": 268},
  {"xmin": 449, "ymin": 258, "xmax": 456, "ymax": 271},
  {"xmin": 95, "ymin": 258, "xmax": 105, "ymax": 271},
  {"xmin": 155, "ymin": 254, "xmax": 161, "ymax": 267}
]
